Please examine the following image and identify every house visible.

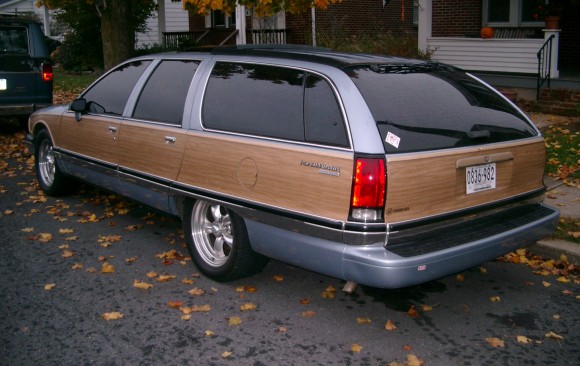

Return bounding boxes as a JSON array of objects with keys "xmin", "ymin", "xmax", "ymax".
[{"xmin": 135, "ymin": 0, "xmax": 190, "ymax": 48}]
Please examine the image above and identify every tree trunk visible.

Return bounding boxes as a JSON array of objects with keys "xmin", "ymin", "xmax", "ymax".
[{"xmin": 100, "ymin": 1, "xmax": 134, "ymax": 70}]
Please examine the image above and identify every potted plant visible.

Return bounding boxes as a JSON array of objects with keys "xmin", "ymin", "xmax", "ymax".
[{"xmin": 531, "ymin": 0, "xmax": 564, "ymax": 29}]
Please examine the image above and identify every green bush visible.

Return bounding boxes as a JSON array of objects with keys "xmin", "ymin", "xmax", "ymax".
[{"xmin": 52, "ymin": 32, "xmax": 103, "ymax": 72}]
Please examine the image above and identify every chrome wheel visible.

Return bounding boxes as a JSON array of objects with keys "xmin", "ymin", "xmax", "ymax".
[
  {"xmin": 37, "ymin": 138, "xmax": 56, "ymax": 188},
  {"xmin": 191, "ymin": 201, "xmax": 233, "ymax": 268}
]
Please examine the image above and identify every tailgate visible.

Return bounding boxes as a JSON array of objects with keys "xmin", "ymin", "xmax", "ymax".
[{"xmin": 384, "ymin": 138, "xmax": 546, "ymax": 223}]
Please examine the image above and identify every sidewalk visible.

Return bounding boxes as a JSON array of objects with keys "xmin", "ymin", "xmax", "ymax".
[{"xmin": 527, "ymin": 113, "xmax": 580, "ymax": 264}]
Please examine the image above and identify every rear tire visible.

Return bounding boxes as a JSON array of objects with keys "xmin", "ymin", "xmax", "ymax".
[
  {"xmin": 183, "ymin": 199, "xmax": 268, "ymax": 282},
  {"xmin": 34, "ymin": 130, "xmax": 69, "ymax": 196}
]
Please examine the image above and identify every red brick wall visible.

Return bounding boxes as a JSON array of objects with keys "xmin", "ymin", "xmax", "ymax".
[
  {"xmin": 286, "ymin": 0, "xmax": 417, "ymax": 45},
  {"xmin": 432, "ymin": 0, "xmax": 481, "ymax": 37}
]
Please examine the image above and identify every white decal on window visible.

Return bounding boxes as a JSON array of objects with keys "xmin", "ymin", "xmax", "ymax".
[{"xmin": 385, "ymin": 132, "xmax": 401, "ymax": 149}]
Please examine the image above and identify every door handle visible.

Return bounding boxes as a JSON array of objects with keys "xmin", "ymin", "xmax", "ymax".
[
  {"xmin": 108, "ymin": 126, "xmax": 117, "ymax": 133},
  {"xmin": 165, "ymin": 136, "xmax": 177, "ymax": 143}
]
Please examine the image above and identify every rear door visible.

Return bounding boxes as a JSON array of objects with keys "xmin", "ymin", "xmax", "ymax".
[{"xmin": 0, "ymin": 24, "xmax": 36, "ymax": 105}]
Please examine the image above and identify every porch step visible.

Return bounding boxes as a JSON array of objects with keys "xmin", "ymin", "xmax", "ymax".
[{"xmin": 527, "ymin": 89, "xmax": 580, "ymax": 117}]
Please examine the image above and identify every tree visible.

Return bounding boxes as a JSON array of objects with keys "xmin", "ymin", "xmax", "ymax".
[
  {"xmin": 177, "ymin": 0, "xmax": 342, "ymax": 17},
  {"xmin": 39, "ymin": 0, "xmax": 157, "ymax": 69}
]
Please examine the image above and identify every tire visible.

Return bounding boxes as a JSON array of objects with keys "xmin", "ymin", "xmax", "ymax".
[
  {"xmin": 34, "ymin": 129, "xmax": 68, "ymax": 196},
  {"xmin": 183, "ymin": 199, "xmax": 269, "ymax": 282}
]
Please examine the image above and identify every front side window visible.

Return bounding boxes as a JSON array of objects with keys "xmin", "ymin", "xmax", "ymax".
[
  {"xmin": 82, "ymin": 60, "xmax": 151, "ymax": 116},
  {"xmin": 132, "ymin": 60, "xmax": 199, "ymax": 125}
]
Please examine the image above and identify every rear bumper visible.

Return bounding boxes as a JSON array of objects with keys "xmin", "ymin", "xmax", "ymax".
[
  {"xmin": 0, "ymin": 103, "xmax": 51, "ymax": 116},
  {"xmin": 246, "ymin": 203, "xmax": 559, "ymax": 289}
]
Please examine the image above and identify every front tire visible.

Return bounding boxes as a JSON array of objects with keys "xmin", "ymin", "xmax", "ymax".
[
  {"xmin": 183, "ymin": 199, "xmax": 268, "ymax": 282},
  {"xmin": 34, "ymin": 129, "xmax": 68, "ymax": 196}
]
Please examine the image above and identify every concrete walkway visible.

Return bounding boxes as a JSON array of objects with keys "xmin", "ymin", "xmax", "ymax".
[{"xmin": 528, "ymin": 113, "xmax": 580, "ymax": 264}]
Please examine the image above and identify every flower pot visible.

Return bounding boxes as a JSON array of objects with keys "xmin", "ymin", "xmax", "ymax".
[
  {"xmin": 480, "ymin": 27, "xmax": 494, "ymax": 39},
  {"xmin": 544, "ymin": 16, "xmax": 560, "ymax": 29}
]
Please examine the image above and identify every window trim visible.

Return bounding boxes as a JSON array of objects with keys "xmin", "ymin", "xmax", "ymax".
[{"xmin": 199, "ymin": 59, "xmax": 353, "ymax": 151}]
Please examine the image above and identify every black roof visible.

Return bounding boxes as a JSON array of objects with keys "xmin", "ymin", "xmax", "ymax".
[{"xmin": 208, "ymin": 44, "xmax": 422, "ymax": 69}]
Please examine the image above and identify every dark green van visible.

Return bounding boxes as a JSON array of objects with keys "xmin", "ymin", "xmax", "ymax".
[{"xmin": 0, "ymin": 14, "xmax": 53, "ymax": 124}]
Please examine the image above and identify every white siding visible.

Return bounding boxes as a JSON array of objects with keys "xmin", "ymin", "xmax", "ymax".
[
  {"xmin": 0, "ymin": 0, "xmax": 34, "ymax": 13},
  {"xmin": 135, "ymin": 0, "xmax": 189, "ymax": 48},
  {"xmin": 427, "ymin": 38, "xmax": 545, "ymax": 74}
]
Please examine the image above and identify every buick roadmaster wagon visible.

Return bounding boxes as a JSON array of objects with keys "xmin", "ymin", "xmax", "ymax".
[{"xmin": 27, "ymin": 46, "xmax": 559, "ymax": 289}]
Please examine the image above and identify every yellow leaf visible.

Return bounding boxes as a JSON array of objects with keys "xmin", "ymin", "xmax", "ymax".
[
  {"xmin": 221, "ymin": 351, "xmax": 232, "ymax": 358},
  {"xmin": 125, "ymin": 257, "xmax": 137, "ymax": 264},
  {"xmin": 101, "ymin": 262, "xmax": 115, "ymax": 273},
  {"xmin": 356, "ymin": 317, "xmax": 371, "ymax": 324},
  {"xmin": 61, "ymin": 250, "xmax": 75, "ymax": 258},
  {"xmin": 485, "ymin": 337, "xmax": 505, "ymax": 348},
  {"xmin": 407, "ymin": 354, "xmax": 424, "ymax": 366},
  {"xmin": 545, "ymin": 331, "xmax": 564, "ymax": 341},
  {"xmin": 421, "ymin": 304, "xmax": 433, "ymax": 311},
  {"xmin": 490, "ymin": 296, "xmax": 501, "ymax": 302},
  {"xmin": 384, "ymin": 319, "xmax": 397, "ymax": 331},
  {"xmin": 181, "ymin": 314, "xmax": 191, "ymax": 321},
  {"xmin": 240, "ymin": 303, "xmax": 256, "ymax": 311},
  {"xmin": 188, "ymin": 287, "xmax": 205, "ymax": 296},
  {"xmin": 65, "ymin": 236, "xmax": 78, "ymax": 241},
  {"xmin": 58, "ymin": 244, "xmax": 69, "ymax": 249},
  {"xmin": 301, "ymin": 311, "xmax": 316, "ymax": 318},
  {"xmin": 157, "ymin": 274, "xmax": 176, "ymax": 282},
  {"xmin": 168, "ymin": 301, "xmax": 183, "ymax": 309},
  {"xmin": 407, "ymin": 305, "xmax": 419, "ymax": 318},
  {"xmin": 44, "ymin": 283, "xmax": 56, "ymax": 291},
  {"xmin": 228, "ymin": 316, "xmax": 242, "ymax": 325},
  {"xmin": 88, "ymin": 214, "xmax": 99, "ymax": 222},
  {"xmin": 350, "ymin": 344, "xmax": 363, "ymax": 353},
  {"xmin": 542, "ymin": 281, "xmax": 551, "ymax": 287},
  {"xmin": 325, "ymin": 284, "xmax": 336, "ymax": 292},
  {"xmin": 479, "ymin": 266, "xmax": 487, "ymax": 274},
  {"xmin": 553, "ymin": 314, "xmax": 560, "ymax": 320},
  {"xmin": 37, "ymin": 233, "xmax": 53, "ymax": 243},
  {"xmin": 133, "ymin": 280, "xmax": 153, "ymax": 290},
  {"xmin": 86, "ymin": 267, "xmax": 97, "ymax": 273},
  {"xmin": 102, "ymin": 312, "xmax": 123, "ymax": 321},
  {"xmin": 191, "ymin": 304, "xmax": 211, "ymax": 312},
  {"xmin": 321, "ymin": 291, "xmax": 335, "ymax": 299},
  {"xmin": 58, "ymin": 228, "xmax": 74, "ymax": 234},
  {"xmin": 556, "ymin": 276, "xmax": 570, "ymax": 283},
  {"xmin": 272, "ymin": 275, "xmax": 284, "ymax": 282},
  {"xmin": 21, "ymin": 227, "xmax": 34, "ymax": 232},
  {"xmin": 517, "ymin": 335, "xmax": 532, "ymax": 344},
  {"xmin": 205, "ymin": 330, "xmax": 214, "ymax": 336},
  {"xmin": 71, "ymin": 263, "xmax": 83, "ymax": 270},
  {"xmin": 4, "ymin": 209, "xmax": 13, "ymax": 215},
  {"xmin": 146, "ymin": 271, "xmax": 158, "ymax": 278},
  {"xmin": 182, "ymin": 278, "xmax": 194, "ymax": 285},
  {"xmin": 456, "ymin": 274, "xmax": 465, "ymax": 282}
]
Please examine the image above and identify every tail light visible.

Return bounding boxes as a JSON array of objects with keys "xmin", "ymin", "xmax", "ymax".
[
  {"xmin": 42, "ymin": 63, "xmax": 53, "ymax": 82},
  {"xmin": 350, "ymin": 157, "xmax": 386, "ymax": 222}
]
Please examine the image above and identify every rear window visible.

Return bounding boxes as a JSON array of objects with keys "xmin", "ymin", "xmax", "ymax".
[
  {"xmin": 346, "ymin": 64, "xmax": 537, "ymax": 154},
  {"xmin": 0, "ymin": 26, "xmax": 29, "ymax": 55}
]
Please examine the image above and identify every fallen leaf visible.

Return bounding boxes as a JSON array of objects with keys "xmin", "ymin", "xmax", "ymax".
[
  {"xmin": 181, "ymin": 314, "xmax": 191, "ymax": 321},
  {"xmin": 403, "ymin": 345, "xmax": 412, "ymax": 351},
  {"xmin": 157, "ymin": 274, "xmax": 176, "ymax": 282},
  {"xmin": 205, "ymin": 330, "xmax": 214, "ymax": 336},
  {"xmin": 221, "ymin": 351, "xmax": 232, "ymax": 358},
  {"xmin": 102, "ymin": 312, "xmax": 123, "ymax": 321},
  {"xmin": 228, "ymin": 316, "xmax": 242, "ymax": 325},
  {"xmin": 299, "ymin": 298, "xmax": 310, "ymax": 305},
  {"xmin": 356, "ymin": 317, "xmax": 371, "ymax": 324},
  {"xmin": 272, "ymin": 275, "xmax": 284, "ymax": 282},
  {"xmin": 542, "ymin": 281, "xmax": 551, "ymax": 287},
  {"xmin": 71, "ymin": 263, "xmax": 83, "ymax": 270},
  {"xmin": 351, "ymin": 344, "xmax": 363, "ymax": 353},
  {"xmin": 182, "ymin": 278, "xmax": 194, "ymax": 285},
  {"xmin": 562, "ymin": 290, "xmax": 573, "ymax": 295},
  {"xmin": 61, "ymin": 250, "xmax": 75, "ymax": 258},
  {"xmin": 385, "ymin": 319, "xmax": 397, "ymax": 331},
  {"xmin": 407, "ymin": 354, "xmax": 424, "ymax": 366},
  {"xmin": 188, "ymin": 287, "xmax": 205, "ymax": 296},
  {"xmin": 456, "ymin": 274, "xmax": 465, "ymax": 282},
  {"xmin": 407, "ymin": 305, "xmax": 419, "ymax": 318},
  {"xmin": 278, "ymin": 326, "xmax": 287, "ymax": 333},
  {"xmin": 101, "ymin": 262, "xmax": 115, "ymax": 273},
  {"xmin": 146, "ymin": 271, "xmax": 158, "ymax": 278},
  {"xmin": 556, "ymin": 276, "xmax": 570, "ymax": 283},
  {"xmin": 125, "ymin": 257, "xmax": 137, "ymax": 264},
  {"xmin": 480, "ymin": 266, "xmax": 487, "ymax": 274},
  {"xmin": 37, "ymin": 233, "xmax": 53, "ymax": 243},
  {"xmin": 58, "ymin": 244, "xmax": 69, "ymax": 249},
  {"xmin": 517, "ymin": 335, "xmax": 532, "ymax": 344},
  {"xmin": 44, "ymin": 283, "xmax": 56, "ymax": 291},
  {"xmin": 321, "ymin": 290, "xmax": 335, "ymax": 299},
  {"xmin": 190, "ymin": 304, "xmax": 211, "ymax": 312},
  {"xmin": 485, "ymin": 337, "xmax": 505, "ymax": 348},
  {"xmin": 167, "ymin": 301, "xmax": 183, "ymax": 309},
  {"xmin": 301, "ymin": 311, "xmax": 316, "ymax": 318},
  {"xmin": 490, "ymin": 296, "xmax": 501, "ymax": 302},
  {"xmin": 58, "ymin": 228, "xmax": 74, "ymax": 234},
  {"xmin": 65, "ymin": 236, "xmax": 78, "ymax": 241},
  {"xmin": 21, "ymin": 227, "xmax": 34, "ymax": 233},
  {"xmin": 421, "ymin": 304, "xmax": 433, "ymax": 311},
  {"xmin": 240, "ymin": 303, "xmax": 256, "ymax": 311},
  {"xmin": 86, "ymin": 267, "xmax": 97, "ymax": 273},
  {"xmin": 4, "ymin": 209, "xmax": 13, "ymax": 215},
  {"xmin": 545, "ymin": 331, "xmax": 564, "ymax": 341},
  {"xmin": 553, "ymin": 314, "xmax": 560, "ymax": 320},
  {"xmin": 133, "ymin": 280, "xmax": 153, "ymax": 290}
]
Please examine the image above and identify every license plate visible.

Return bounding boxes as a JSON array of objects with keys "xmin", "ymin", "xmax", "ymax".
[
  {"xmin": 0, "ymin": 79, "xmax": 6, "ymax": 90},
  {"xmin": 466, "ymin": 163, "xmax": 496, "ymax": 194}
]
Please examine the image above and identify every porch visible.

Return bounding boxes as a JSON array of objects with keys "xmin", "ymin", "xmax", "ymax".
[{"xmin": 163, "ymin": 29, "xmax": 289, "ymax": 48}]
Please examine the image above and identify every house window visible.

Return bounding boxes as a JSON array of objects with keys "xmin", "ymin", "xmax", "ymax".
[
  {"xmin": 483, "ymin": 0, "xmax": 544, "ymax": 26},
  {"xmin": 211, "ymin": 10, "xmax": 236, "ymax": 28}
]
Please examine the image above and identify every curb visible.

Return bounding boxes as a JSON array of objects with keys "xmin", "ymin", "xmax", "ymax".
[{"xmin": 530, "ymin": 239, "xmax": 580, "ymax": 265}]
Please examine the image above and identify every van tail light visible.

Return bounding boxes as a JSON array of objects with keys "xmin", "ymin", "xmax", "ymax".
[
  {"xmin": 350, "ymin": 157, "xmax": 386, "ymax": 222},
  {"xmin": 42, "ymin": 63, "xmax": 53, "ymax": 82}
]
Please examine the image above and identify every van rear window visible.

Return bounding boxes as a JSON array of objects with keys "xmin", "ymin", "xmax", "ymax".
[
  {"xmin": 346, "ymin": 64, "xmax": 537, "ymax": 154},
  {"xmin": 0, "ymin": 26, "xmax": 29, "ymax": 55}
]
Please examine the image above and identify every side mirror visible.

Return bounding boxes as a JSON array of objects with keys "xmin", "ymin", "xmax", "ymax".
[{"xmin": 70, "ymin": 98, "xmax": 87, "ymax": 122}]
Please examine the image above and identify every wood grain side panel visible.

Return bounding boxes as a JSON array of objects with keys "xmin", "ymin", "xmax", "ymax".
[
  {"xmin": 177, "ymin": 132, "xmax": 354, "ymax": 221},
  {"xmin": 385, "ymin": 139, "xmax": 546, "ymax": 223},
  {"xmin": 117, "ymin": 121, "xmax": 186, "ymax": 180},
  {"xmin": 58, "ymin": 114, "xmax": 119, "ymax": 164}
]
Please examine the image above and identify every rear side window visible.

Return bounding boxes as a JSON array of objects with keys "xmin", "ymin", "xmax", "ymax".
[
  {"xmin": 203, "ymin": 62, "xmax": 348, "ymax": 147},
  {"xmin": 82, "ymin": 60, "xmax": 151, "ymax": 116},
  {"xmin": 0, "ymin": 26, "xmax": 29, "ymax": 55},
  {"xmin": 132, "ymin": 60, "xmax": 199, "ymax": 125},
  {"xmin": 347, "ymin": 64, "xmax": 537, "ymax": 154}
]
